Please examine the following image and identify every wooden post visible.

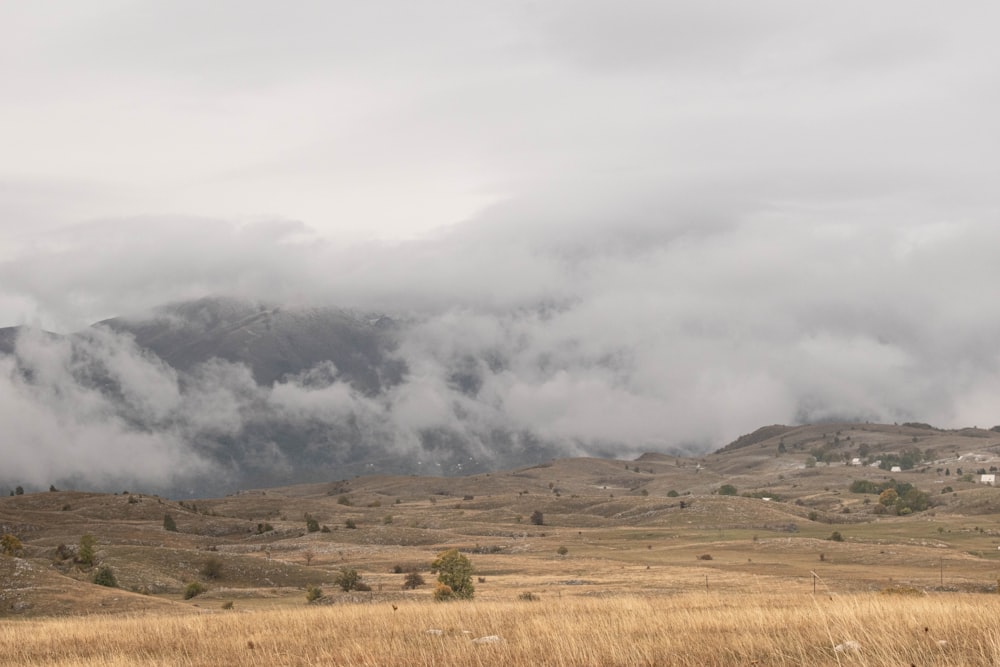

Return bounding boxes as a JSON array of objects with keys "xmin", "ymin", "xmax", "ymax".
[{"xmin": 813, "ymin": 572, "xmax": 817, "ymax": 594}]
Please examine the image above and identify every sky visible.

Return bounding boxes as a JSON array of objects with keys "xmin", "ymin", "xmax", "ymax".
[{"xmin": 2, "ymin": 2, "xmax": 1000, "ymax": 489}]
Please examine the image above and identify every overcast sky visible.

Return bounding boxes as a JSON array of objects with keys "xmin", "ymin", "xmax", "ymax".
[{"xmin": 3, "ymin": 1, "xmax": 1000, "ymax": 473}]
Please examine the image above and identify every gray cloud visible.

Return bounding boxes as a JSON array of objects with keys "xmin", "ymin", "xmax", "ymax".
[{"xmin": 1, "ymin": 2, "xmax": 1000, "ymax": 490}]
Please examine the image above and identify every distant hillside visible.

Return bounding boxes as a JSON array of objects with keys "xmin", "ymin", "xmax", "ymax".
[{"xmin": 100, "ymin": 297, "xmax": 405, "ymax": 391}]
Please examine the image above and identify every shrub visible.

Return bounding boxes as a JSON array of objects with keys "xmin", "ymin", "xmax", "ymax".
[
  {"xmin": 518, "ymin": 591, "xmax": 540, "ymax": 601},
  {"xmin": 403, "ymin": 571, "xmax": 425, "ymax": 589},
  {"xmin": 430, "ymin": 548, "xmax": 474, "ymax": 599},
  {"xmin": 808, "ymin": 511, "xmax": 819, "ymax": 521},
  {"xmin": 698, "ymin": 554, "xmax": 713, "ymax": 560},
  {"xmin": 200, "ymin": 556, "xmax": 224, "ymax": 580},
  {"xmin": 306, "ymin": 585, "xmax": 323, "ymax": 603},
  {"xmin": 345, "ymin": 519, "xmax": 357, "ymax": 529},
  {"xmin": 77, "ymin": 534, "xmax": 96, "ymax": 566},
  {"xmin": 163, "ymin": 513, "xmax": 177, "ymax": 532},
  {"xmin": 383, "ymin": 515, "xmax": 393, "ymax": 525},
  {"xmin": 666, "ymin": 490, "xmax": 679, "ymax": 497},
  {"xmin": 433, "ymin": 583, "xmax": 454, "ymax": 601},
  {"xmin": 256, "ymin": 522, "xmax": 273, "ymax": 534},
  {"xmin": 335, "ymin": 568, "xmax": 361, "ymax": 592},
  {"xmin": 717, "ymin": 484, "xmax": 738, "ymax": 496},
  {"xmin": 337, "ymin": 495, "xmax": 352, "ymax": 506},
  {"xmin": 1, "ymin": 534, "xmax": 23, "ymax": 556},
  {"xmin": 530, "ymin": 510, "xmax": 544, "ymax": 526},
  {"xmin": 305, "ymin": 515, "xmax": 320, "ymax": 533},
  {"xmin": 849, "ymin": 480, "xmax": 880, "ymax": 494},
  {"xmin": 221, "ymin": 600, "xmax": 234, "ymax": 610},
  {"xmin": 829, "ymin": 531, "xmax": 844, "ymax": 542},
  {"xmin": 556, "ymin": 546, "xmax": 569, "ymax": 556},
  {"xmin": 183, "ymin": 582, "xmax": 207, "ymax": 599},
  {"xmin": 93, "ymin": 566, "xmax": 118, "ymax": 588},
  {"xmin": 355, "ymin": 582, "xmax": 372, "ymax": 592}
]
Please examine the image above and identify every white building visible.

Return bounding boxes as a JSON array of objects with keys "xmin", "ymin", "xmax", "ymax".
[{"xmin": 981, "ymin": 474, "xmax": 995, "ymax": 485}]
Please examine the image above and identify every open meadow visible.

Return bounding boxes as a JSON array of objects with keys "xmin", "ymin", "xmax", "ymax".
[{"xmin": 4, "ymin": 423, "xmax": 1000, "ymax": 665}]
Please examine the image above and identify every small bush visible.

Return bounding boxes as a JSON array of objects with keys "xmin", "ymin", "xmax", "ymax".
[
  {"xmin": 807, "ymin": 511, "xmax": 819, "ymax": 521},
  {"xmin": 403, "ymin": 571, "xmax": 425, "ymax": 589},
  {"xmin": 335, "ymin": 568, "xmax": 361, "ymax": 592},
  {"xmin": 221, "ymin": 600, "xmax": 234, "ymax": 610},
  {"xmin": 337, "ymin": 495, "xmax": 352, "ymax": 506},
  {"xmin": 305, "ymin": 515, "xmax": 320, "ymax": 533},
  {"xmin": 163, "ymin": 514, "xmax": 178, "ymax": 532},
  {"xmin": 93, "ymin": 566, "xmax": 118, "ymax": 588},
  {"xmin": 183, "ymin": 582, "xmax": 207, "ymax": 599},
  {"xmin": 530, "ymin": 510, "xmax": 544, "ymax": 526},
  {"xmin": 306, "ymin": 585, "xmax": 323, "ymax": 603},
  {"xmin": 518, "ymin": 591, "xmax": 540, "ymax": 601},
  {"xmin": 1, "ymin": 534, "xmax": 23, "ymax": 556},
  {"xmin": 829, "ymin": 531, "xmax": 844, "ymax": 542},
  {"xmin": 557, "ymin": 546, "xmax": 568, "ymax": 556},
  {"xmin": 200, "ymin": 556, "xmax": 224, "ymax": 580},
  {"xmin": 666, "ymin": 490, "xmax": 679, "ymax": 497},
  {"xmin": 355, "ymin": 582, "xmax": 372, "ymax": 592},
  {"xmin": 717, "ymin": 484, "xmax": 738, "ymax": 496},
  {"xmin": 698, "ymin": 554, "xmax": 713, "ymax": 561}
]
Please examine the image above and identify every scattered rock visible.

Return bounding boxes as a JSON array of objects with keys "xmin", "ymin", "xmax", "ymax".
[{"xmin": 834, "ymin": 640, "xmax": 860, "ymax": 653}]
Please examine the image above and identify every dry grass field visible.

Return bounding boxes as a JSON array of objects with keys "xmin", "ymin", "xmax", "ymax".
[
  {"xmin": 4, "ymin": 422, "xmax": 1000, "ymax": 664},
  {"xmin": 3, "ymin": 592, "xmax": 1000, "ymax": 666}
]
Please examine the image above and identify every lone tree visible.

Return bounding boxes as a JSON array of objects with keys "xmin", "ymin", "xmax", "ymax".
[
  {"xmin": 163, "ymin": 513, "xmax": 178, "ymax": 532},
  {"xmin": 430, "ymin": 548, "xmax": 474, "ymax": 600},
  {"xmin": 77, "ymin": 534, "xmax": 97, "ymax": 566},
  {"xmin": 530, "ymin": 510, "xmax": 544, "ymax": 526}
]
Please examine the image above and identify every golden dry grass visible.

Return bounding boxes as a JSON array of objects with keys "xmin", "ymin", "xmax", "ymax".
[{"xmin": 3, "ymin": 592, "xmax": 1000, "ymax": 666}]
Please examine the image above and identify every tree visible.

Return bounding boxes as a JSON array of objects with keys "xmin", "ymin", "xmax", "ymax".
[
  {"xmin": 335, "ymin": 568, "xmax": 361, "ymax": 592},
  {"xmin": 878, "ymin": 488, "xmax": 899, "ymax": 507},
  {"xmin": 77, "ymin": 534, "xmax": 96, "ymax": 566},
  {"xmin": 717, "ymin": 484, "xmax": 738, "ymax": 496},
  {"xmin": 430, "ymin": 548, "xmax": 474, "ymax": 600},
  {"xmin": 1, "ymin": 534, "xmax": 23, "ymax": 556},
  {"xmin": 14, "ymin": 486, "xmax": 23, "ymax": 495},
  {"xmin": 530, "ymin": 510, "xmax": 544, "ymax": 526},
  {"xmin": 163, "ymin": 513, "xmax": 178, "ymax": 532},
  {"xmin": 305, "ymin": 514, "xmax": 320, "ymax": 533}
]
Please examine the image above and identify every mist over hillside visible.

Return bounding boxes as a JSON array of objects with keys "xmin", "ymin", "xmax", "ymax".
[{"xmin": 2, "ymin": 291, "xmax": 998, "ymax": 498}]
